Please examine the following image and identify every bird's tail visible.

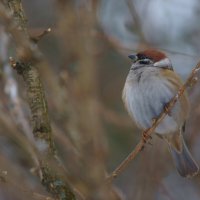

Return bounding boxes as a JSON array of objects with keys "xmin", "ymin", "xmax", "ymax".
[{"xmin": 166, "ymin": 132, "xmax": 199, "ymax": 177}]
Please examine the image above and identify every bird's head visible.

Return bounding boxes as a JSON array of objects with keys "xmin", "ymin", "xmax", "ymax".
[{"xmin": 128, "ymin": 49, "xmax": 173, "ymax": 71}]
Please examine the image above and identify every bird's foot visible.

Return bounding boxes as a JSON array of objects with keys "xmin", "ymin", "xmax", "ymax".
[
  {"xmin": 163, "ymin": 102, "xmax": 171, "ymax": 115},
  {"xmin": 142, "ymin": 130, "xmax": 152, "ymax": 143}
]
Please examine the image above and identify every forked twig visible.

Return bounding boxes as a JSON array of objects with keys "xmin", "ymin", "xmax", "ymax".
[{"xmin": 106, "ymin": 61, "xmax": 200, "ymax": 183}]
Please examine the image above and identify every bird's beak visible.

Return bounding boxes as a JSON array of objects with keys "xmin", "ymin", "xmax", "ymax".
[{"xmin": 128, "ymin": 54, "xmax": 137, "ymax": 62}]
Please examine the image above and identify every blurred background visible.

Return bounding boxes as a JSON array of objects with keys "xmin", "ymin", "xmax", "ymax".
[{"xmin": 0, "ymin": 0, "xmax": 200, "ymax": 199}]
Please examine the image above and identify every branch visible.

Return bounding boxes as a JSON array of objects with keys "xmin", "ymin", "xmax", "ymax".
[
  {"xmin": 4, "ymin": 1, "xmax": 55, "ymax": 154},
  {"xmin": 2, "ymin": 1, "xmax": 76, "ymax": 199},
  {"xmin": 106, "ymin": 61, "xmax": 200, "ymax": 183},
  {"xmin": 7, "ymin": 0, "xmax": 28, "ymax": 34},
  {"xmin": 125, "ymin": 0, "xmax": 148, "ymax": 46}
]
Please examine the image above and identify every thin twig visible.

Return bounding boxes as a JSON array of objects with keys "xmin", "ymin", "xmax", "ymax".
[
  {"xmin": 126, "ymin": 0, "xmax": 148, "ymax": 45},
  {"xmin": 30, "ymin": 28, "xmax": 51, "ymax": 43},
  {"xmin": 106, "ymin": 61, "xmax": 200, "ymax": 183}
]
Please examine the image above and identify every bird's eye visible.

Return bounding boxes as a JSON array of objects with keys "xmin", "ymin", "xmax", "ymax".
[{"xmin": 139, "ymin": 59, "xmax": 152, "ymax": 65}]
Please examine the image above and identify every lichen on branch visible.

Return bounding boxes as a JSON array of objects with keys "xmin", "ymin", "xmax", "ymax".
[{"xmin": 14, "ymin": 61, "xmax": 55, "ymax": 154}]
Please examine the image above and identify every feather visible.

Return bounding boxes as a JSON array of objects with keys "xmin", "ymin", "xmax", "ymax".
[{"xmin": 165, "ymin": 129, "xmax": 199, "ymax": 177}]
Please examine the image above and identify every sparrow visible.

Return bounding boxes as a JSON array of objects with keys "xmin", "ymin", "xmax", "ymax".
[{"xmin": 122, "ymin": 49, "xmax": 199, "ymax": 177}]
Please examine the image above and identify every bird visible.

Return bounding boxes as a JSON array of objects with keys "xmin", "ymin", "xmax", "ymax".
[{"xmin": 122, "ymin": 49, "xmax": 199, "ymax": 177}]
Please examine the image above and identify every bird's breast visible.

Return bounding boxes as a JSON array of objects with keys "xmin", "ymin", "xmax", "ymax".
[{"xmin": 122, "ymin": 69, "xmax": 186, "ymax": 134}]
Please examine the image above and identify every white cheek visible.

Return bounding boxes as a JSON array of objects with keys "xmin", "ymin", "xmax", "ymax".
[{"xmin": 153, "ymin": 58, "xmax": 172, "ymax": 69}]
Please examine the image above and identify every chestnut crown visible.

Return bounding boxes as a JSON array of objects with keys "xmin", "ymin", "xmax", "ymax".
[{"xmin": 128, "ymin": 49, "xmax": 173, "ymax": 70}]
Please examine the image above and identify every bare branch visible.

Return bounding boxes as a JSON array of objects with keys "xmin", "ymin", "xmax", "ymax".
[
  {"xmin": 6, "ymin": 0, "xmax": 28, "ymax": 34},
  {"xmin": 30, "ymin": 28, "xmax": 52, "ymax": 43},
  {"xmin": 1, "ymin": 1, "xmax": 76, "ymax": 199},
  {"xmin": 125, "ymin": 0, "xmax": 149, "ymax": 46}
]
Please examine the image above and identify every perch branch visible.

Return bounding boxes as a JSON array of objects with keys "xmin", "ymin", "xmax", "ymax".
[{"xmin": 106, "ymin": 61, "xmax": 200, "ymax": 183}]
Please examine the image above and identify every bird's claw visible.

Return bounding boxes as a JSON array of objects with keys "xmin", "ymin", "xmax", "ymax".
[
  {"xmin": 142, "ymin": 131, "xmax": 152, "ymax": 143},
  {"xmin": 163, "ymin": 103, "xmax": 171, "ymax": 115}
]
